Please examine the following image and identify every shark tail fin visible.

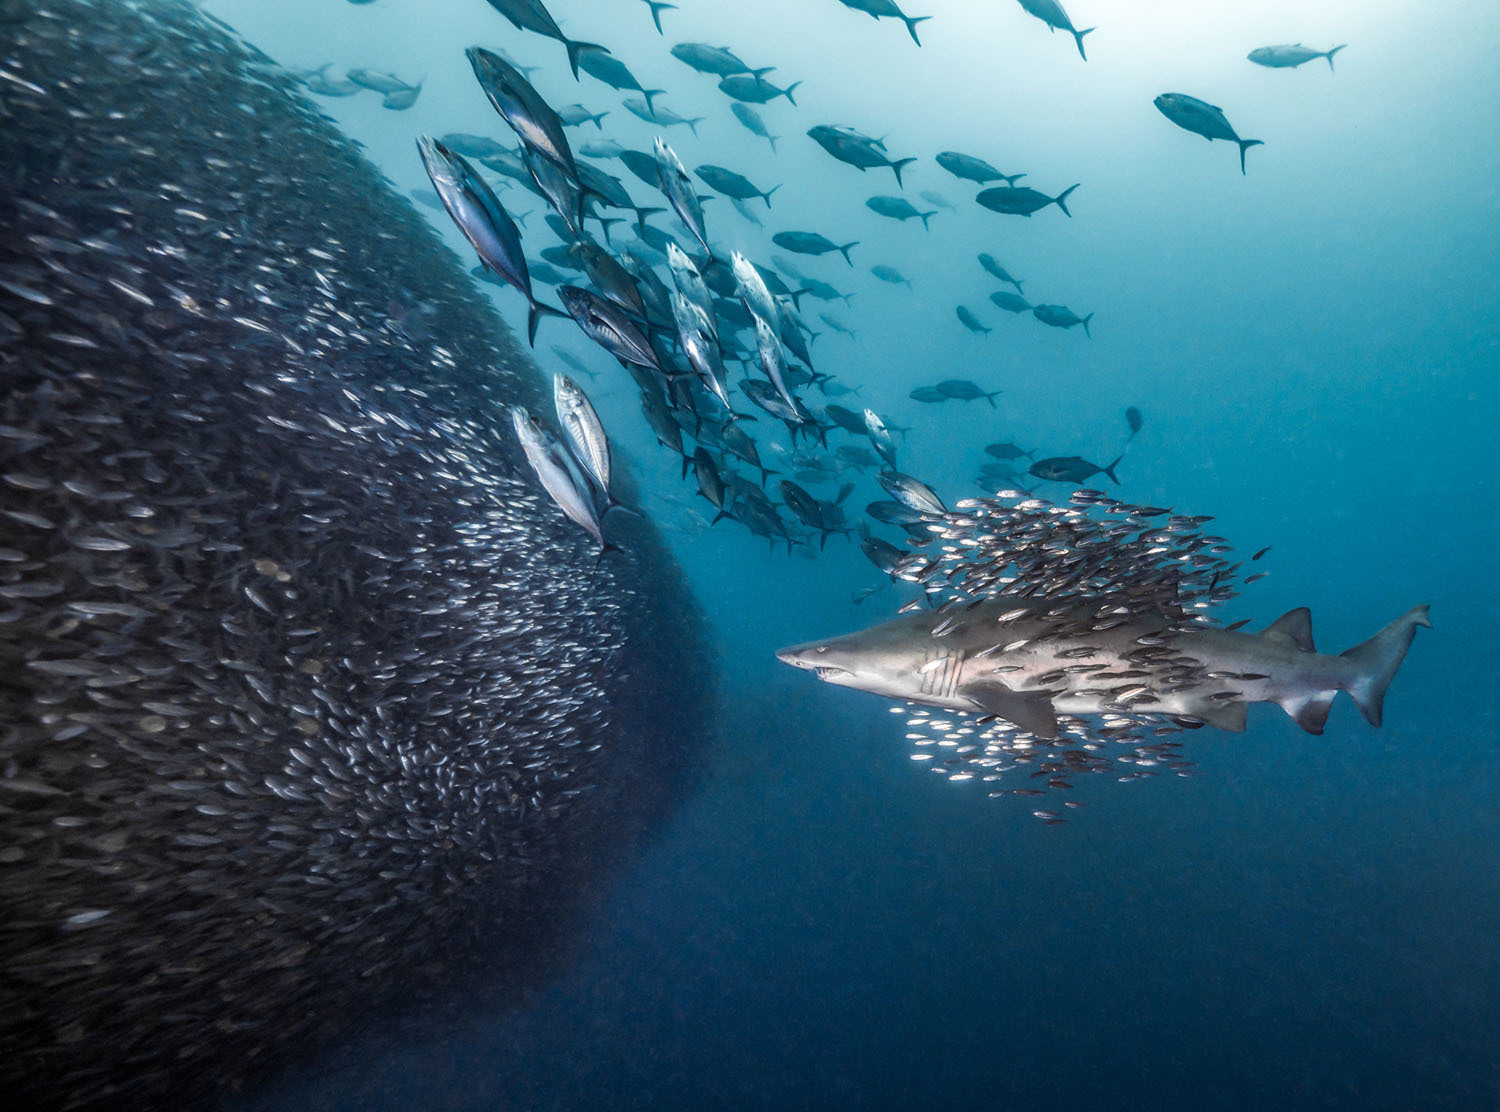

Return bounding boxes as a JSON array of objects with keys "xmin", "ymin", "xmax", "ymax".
[
  {"xmin": 1339, "ymin": 605, "xmax": 1430, "ymax": 726},
  {"xmin": 565, "ymin": 40, "xmax": 607, "ymax": 82},
  {"xmin": 890, "ymin": 158, "xmax": 917, "ymax": 188},
  {"xmin": 904, "ymin": 15, "xmax": 932, "ymax": 46},
  {"xmin": 1073, "ymin": 26, "xmax": 1094, "ymax": 61},
  {"xmin": 1326, "ymin": 44, "xmax": 1346, "ymax": 71},
  {"xmin": 1054, "ymin": 183, "xmax": 1080, "ymax": 217},
  {"xmin": 1237, "ymin": 138, "xmax": 1264, "ymax": 175}
]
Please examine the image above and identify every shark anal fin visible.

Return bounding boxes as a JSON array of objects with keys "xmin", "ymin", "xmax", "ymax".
[
  {"xmin": 1279, "ymin": 690, "xmax": 1336, "ymax": 735},
  {"xmin": 966, "ymin": 681, "xmax": 1058, "ymax": 738},
  {"xmin": 1264, "ymin": 607, "xmax": 1315, "ymax": 652},
  {"xmin": 1187, "ymin": 699, "xmax": 1248, "ymax": 733}
]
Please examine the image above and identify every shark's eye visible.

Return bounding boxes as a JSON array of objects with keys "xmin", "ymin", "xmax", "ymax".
[{"xmin": 816, "ymin": 646, "xmax": 826, "ymax": 653}]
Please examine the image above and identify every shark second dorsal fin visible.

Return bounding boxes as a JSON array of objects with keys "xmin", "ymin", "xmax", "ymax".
[
  {"xmin": 1263, "ymin": 607, "xmax": 1315, "ymax": 652},
  {"xmin": 966, "ymin": 681, "xmax": 1058, "ymax": 739}
]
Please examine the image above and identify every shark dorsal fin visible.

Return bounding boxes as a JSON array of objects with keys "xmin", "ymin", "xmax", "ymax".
[
  {"xmin": 966, "ymin": 681, "xmax": 1058, "ymax": 738},
  {"xmin": 1186, "ymin": 698, "xmax": 1248, "ymax": 732},
  {"xmin": 1263, "ymin": 607, "xmax": 1315, "ymax": 652}
]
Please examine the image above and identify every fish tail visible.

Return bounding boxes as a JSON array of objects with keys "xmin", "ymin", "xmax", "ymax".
[
  {"xmin": 527, "ymin": 301, "xmax": 568, "ymax": 347},
  {"xmin": 890, "ymin": 157, "xmax": 917, "ymax": 188},
  {"xmin": 687, "ymin": 117, "xmax": 705, "ymax": 137},
  {"xmin": 1054, "ymin": 183, "xmax": 1080, "ymax": 216},
  {"xmin": 711, "ymin": 509, "xmax": 734, "ymax": 525},
  {"xmin": 1102, "ymin": 453, "xmax": 1123, "ymax": 485},
  {"xmin": 768, "ymin": 135, "xmax": 779, "ymax": 152},
  {"xmin": 565, "ymin": 40, "xmax": 607, "ymax": 82},
  {"xmin": 750, "ymin": 66, "xmax": 777, "ymax": 79},
  {"xmin": 589, "ymin": 111, "xmax": 609, "ymax": 129},
  {"xmin": 633, "ymin": 205, "xmax": 665, "ymax": 234},
  {"xmin": 838, "ymin": 241, "xmax": 859, "ymax": 265},
  {"xmin": 918, "ymin": 210, "xmax": 936, "ymax": 230},
  {"xmin": 1339, "ymin": 605, "xmax": 1430, "ymax": 726},
  {"xmin": 1081, "ymin": 312, "xmax": 1094, "ymax": 338},
  {"xmin": 1326, "ymin": 44, "xmax": 1346, "ymax": 71},
  {"xmin": 642, "ymin": 88, "xmax": 666, "ymax": 113},
  {"xmin": 1236, "ymin": 139, "xmax": 1263, "ymax": 175},
  {"xmin": 985, "ymin": 392, "xmax": 1000, "ymax": 408},
  {"xmin": 904, "ymin": 15, "xmax": 932, "ymax": 46},
  {"xmin": 763, "ymin": 184, "xmax": 781, "ymax": 209},
  {"xmin": 1073, "ymin": 26, "xmax": 1094, "ymax": 61},
  {"xmin": 1012, "ymin": 278, "xmax": 1024, "ymax": 293},
  {"xmin": 647, "ymin": 1, "xmax": 675, "ymax": 34},
  {"xmin": 782, "ymin": 80, "xmax": 802, "ymax": 106}
]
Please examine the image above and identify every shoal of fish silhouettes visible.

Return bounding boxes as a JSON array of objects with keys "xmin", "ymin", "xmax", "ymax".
[{"xmin": 381, "ymin": 0, "xmax": 1352, "ymax": 797}]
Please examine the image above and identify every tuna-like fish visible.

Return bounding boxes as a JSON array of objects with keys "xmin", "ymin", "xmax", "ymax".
[
  {"xmin": 467, "ymin": 46, "xmax": 578, "ymax": 178},
  {"xmin": 1014, "ymin": 0, "xmax": 1094, "ymax": 61},
  {"xmin": 731, "ymin": 251, "xmax": 778, "ymax": 325},
  {"xmin": 719, "ymin": 72, "xmax": 801, "ymax": 105},
  {"xmin": 623, "ymin": 97, "xmax": 704, "ymax": 134},
  {"xmin": 1032, "ymin": 303, "xmax": 1093, "ymax": 336},
  {"xmin": 553, "ymin": 374, "xmax": 626, "ymax": 514},
  {"xmin": 836, "ymin": 0, "xmax": 932, "ymax": 46},
  {"xmin": 731, "ymin": 102, "xmax": 778, "ymax": 150},
  {"xmin": 510, "ymin": 406, "xmax": 612, "ymax": 551},
  {"xmin": 653, "ymin": 138, "xmax": 712, "ymax": 255},
  {"xmin": 1029, "ymin": 453, "xmax": 1120, "ymax": 484},
  {"xmin": 577, "ymin": 47, "xmax": 663, "ymax": 110},
  {"xmin": 936, "ymin": 150, "xmax": 1025, "ymax": 186},
  {"xmin": 482, "ymin": 0, "xmax": 603, "ymax": 80},
  {"xmin": 871, "ymin": 265, "xmax": 912, "ymax": 286},
  {"xmin": 697, "ymin": 164, "xmax": 780, "ymax": 207},
  {"xmin": 808, "ymin": 125, "xmax": 917, "ymax": 186},
  {"xmin": 670, "ymin": 42, "xmax": 759, "ymax": 76},
  {"xmin": 864, "ymin": 409, "xmax": 898, "ymax": 469},
  {"xmin": 936, "ymin": 379, "xmax": 1001, "ymax": 406},
  {"xmin": 416, "ymin": 136, "xmax": 557, "ymax": 345},
  {"xmin": 773, "ymin": 230, "xmax": 859, "ymax": 265},
  {"xmin": 956, "ymin": 305, "xmax": 991, "ymax": 335},
  {"xmin": 753, "ymin": 316, "xmax": 805, "ymax": 420},
  {"xmin": 558, "ymin": 285, "xmax": 659, "ymax": 368},
  {"xmin": 777, "ymin": 599, "xmax": 1429, "ymax": 740},
  {"xmin": 989, "ymin": 289, "xmax": 1032, "ymax": 314},
  {"xmin": 1154, "ymin": 92, "xmax": 1263, "ymax": 174},
  {"xmin": 670, "ymin": 292, "xmax": 732, "ymax": 411},
  {"xmin": 866, "ymin": 195, "xmax": 937, "ymax": 229},
  {"xmin": 976, "ymin": 183, "xmax": 1078, "ymax": 217},
  {"xmin": 978, "ymin": 253, "xmax": 1024, "ymax": 292},
  {"xmin": 877, "ymin": 468, "xmax": 945, "ymax": 514},
  {"xmin": 1248, "ymin": 43, "xmax": 1346, "ymax": 71}
]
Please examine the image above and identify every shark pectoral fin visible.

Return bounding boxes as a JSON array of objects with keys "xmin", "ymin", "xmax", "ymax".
[
  {"xmin": 1279, "ymin": 690, "xmax": 1336, "ymax": 735},
  {"xmin": 1264, "ymin": 607, "xmax": 1316, "ymax": 652},
  {"xmin": 966, "ymin": 682, "xmax": 1058, "ymax": 739},
  {"xmin": 1189, "ymin": 699, "xmax": 1248, "ymax": 732}
]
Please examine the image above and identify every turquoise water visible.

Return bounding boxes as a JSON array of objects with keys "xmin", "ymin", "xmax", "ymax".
[{"xmin": 209, "ymin": 1, "xmax": 1499, "ymax": 1107}]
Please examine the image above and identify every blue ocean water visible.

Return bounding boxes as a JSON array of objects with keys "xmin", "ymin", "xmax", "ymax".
[{"xmin": 207, "ymin": 0, "xmax": 1500, "ymax": 1107}]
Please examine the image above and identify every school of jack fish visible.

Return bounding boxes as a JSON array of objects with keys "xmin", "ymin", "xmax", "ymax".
[
  {"xmin": 0, "ymin": 1, "xmax": 711, "ymax": 1108},
  {"xmin": 2, "ymin": 0, "xmax": 1413, "ymax": 1105}
]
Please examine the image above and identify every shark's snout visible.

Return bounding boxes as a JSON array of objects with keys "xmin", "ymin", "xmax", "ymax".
[{"xmin": 775, "ymin": 644, "xmax": 808, "ymax": 668}]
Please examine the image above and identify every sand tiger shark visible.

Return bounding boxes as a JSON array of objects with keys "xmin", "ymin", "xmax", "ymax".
[{"xmin": 777, "ymin": 598, "xmax": 1429, "ymax": 738}]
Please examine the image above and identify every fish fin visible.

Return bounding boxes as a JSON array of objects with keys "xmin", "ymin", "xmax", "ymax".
[
  {"xmin": 1339, "ymin": 605, "xmax": 1430, "ymax": 726},
  {"xmin": 1054, "ymin": 183, "xmax": 1079, "ymax": 217},
  {"xmin": 1101, "ymin": 453, "xmax": 1123, "ymax": 485},
  {"xmin": 1190, "ymin": 699, "xmax": 1248, "ymax": 732},
  {"xmin": 601, "ymin": 497, "xmax": 642, "ymax": 520},
  {"xmin": 750, "ymin": 66, "xmax": 777, "ymax": 79},
  {"xmin": 711, "ymin": 509, "xmax": 734, "ymax": 525},
  {"xmin": 1237, "ymin": 138, "xmax": 1263, "ymax": 175},
  {"xmin": 1081, "ymin": 312, "xmax": 1093, "ymax": 338},
  {"xmin": 762, "ymin": 184, "xmax": 781, "ymax": 208},
  {"xmin": 966, "ymin": 682, "xmax": 1058, "ymax": 739},
  {"xmin": 1073, "ymin": 26, "xmax": 1094, "ymax": 61},
  {"xmin": 642, "ymin": 88, "xmax": 666, "ymax": 113},
  {"xmin": 838, "ymin": 241, "xmax": 859, "ymax": 265},
  {"xmin": 686, "ymin": 117, "xmax": 705, "ymax": 137},
  {"xmin": 1013, "ymin": 278, "xmax": 1024, "ymax": 293},
  {"xmin": 565, "ymin": 40, "xmax": 608, "ymax": 82},
  {"xmin": 918, "ymin": 210, "xmax": 936, "ymax": 230},
  {"xmin": 1326, "ymin": 44, "xmax": 1346, "ymax": 71},
  {"xmin": 1264, "ymin": 607, "xmax": 1315, "ymax": 653},
  {"xmin": 782, "ymin": 80, "xmax": 802, "ymax": 106},
  {"xmin": 527, "ymin": 301, "xmax": 568, "ymax": 347},
  {"xmin": 768, "ymin": 135, "xmax": 779, "ymax": 152},
  {"xmin": 1279, "ymin": 690, "xmax": 1336, "ymax": 735},
  {"xmin": 904, "ymin": 15, "xmax": 931, "ymax": 46},
  {"xmin": 889, "ymin": 157, "xmax": 917, "ymax": 188},
  {"xmin": 646, "ymin": 1, "xmax": 675, "ymax": 34},
  {"xmin": 984, "ymin": 392, "xmax": 1000, "ymax": 409}
]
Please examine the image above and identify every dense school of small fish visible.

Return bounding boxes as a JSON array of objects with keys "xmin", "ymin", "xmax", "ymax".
[{"xmin": 0, "ymin": 1, "xmax": 713, "ymax": 1108}]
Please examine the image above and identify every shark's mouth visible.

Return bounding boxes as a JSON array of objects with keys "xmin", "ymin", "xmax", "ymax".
[{"xmin": 814, "ymin": 666, "xmax": 853, "ymax": 681}]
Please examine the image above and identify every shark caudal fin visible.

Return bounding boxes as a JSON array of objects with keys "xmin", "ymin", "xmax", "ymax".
[{"xmin": 1339, "ymin": 605, "xmax": 1431, "ymax": 726}]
